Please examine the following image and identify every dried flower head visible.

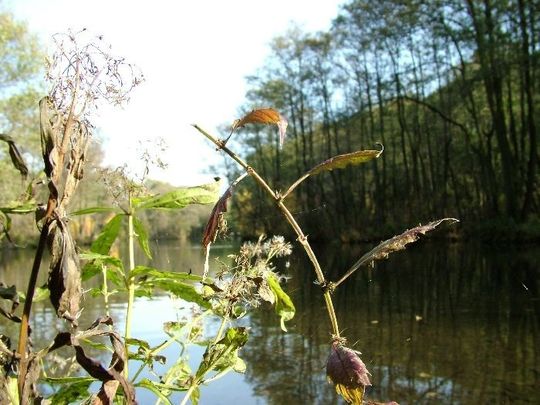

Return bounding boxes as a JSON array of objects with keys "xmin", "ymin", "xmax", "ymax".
[
  {"xmin": 46, "ymin": 29, "xmax": 144, "ymax": 124},
  {"xmin": 326, "ymin": 339, "xmax": 371, "ymax": 404}
]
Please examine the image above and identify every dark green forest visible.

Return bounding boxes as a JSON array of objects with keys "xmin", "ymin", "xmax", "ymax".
[{"xmin": 225, "ymin": 0, "xmax": 539, "ymax": 242}]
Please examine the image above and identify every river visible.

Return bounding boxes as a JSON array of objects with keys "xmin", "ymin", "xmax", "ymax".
[{"xmin": 0, "ymin": 240, "xmax": 538, "ymax": 404}]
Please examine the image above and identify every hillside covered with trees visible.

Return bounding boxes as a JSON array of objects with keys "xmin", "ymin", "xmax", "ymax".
[{"xmin": 226, "ymin": 0, "xmax": 539, "ymax": 241}]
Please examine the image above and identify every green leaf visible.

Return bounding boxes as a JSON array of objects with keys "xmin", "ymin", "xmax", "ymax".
[
  {"xmin": 195, "ymin": 327, "xmax": 248, "ymax": 380},
  {"xmin": 266, "ymin": 274, "xmax": 295, "ymax": 332},
  {"xmin": 309, "ymin": 148, "xmax": 382, "ymax": 175},
  {"xmin": 0, "ymin": 201, "xmax": 37, "ymax": 215},
  {"xmin": 125, "ymin": 337, "xmax": 150, "ymax": 350},
  {"xmin": 132, "ymin": 181, "xmax": 220, "ymax": 210},
  {"xmin": 136, "ymin": 379, "xmax": 173, "ymax": 405},
  {"xmin": 191, "ymin": 386, "xmax": 201, "ymax": 405},
  {"xmin": 130, "ymin": 266, "xmax": 203, "ymax": 283},
  {"xmin": 45, "ymin": 376, "xmax": 97, "ymax": 385},
  {"xmin": 132, "ymin": 216, "xmax": 152, "ymax": 259},
  {"xmin": 161, "ymin": 360, "xmax": 192, "ymax": 391},
  {"xmin": 90, "ymin": 214, "xmax": 124, "ymax": 255},
  {"xmin": 4, "ymin": 376, "xmax": 18, "ymax": 405},
  {"xmin": 44, "ymin": 377, "xmax": 94, "ymax": 404},
  {"xmin": 139, "ymin": 279, "xmax": 210, "ymax": 309},
  {"xmin": 19, "ymin": 285, "xmax": 49, "ymax": 303},
  {"xmin": 80, "ymin": 252, "xmax": 125, "ymax": 285},
  {"xmin": 163, "ymin": 321, "xmax": 187, "ymax": 340},
  {"xmin": 70, "ymin": 206, "xmax": 118, "ymax": 216},
  {"xmin": 80, "ymin": 252, "xmax": 124, "ymax": 271}
]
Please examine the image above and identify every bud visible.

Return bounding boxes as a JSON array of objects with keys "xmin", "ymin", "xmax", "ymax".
[{"xmin": 326, "ymin": 340, "xmax": 371, "ymax": 404}]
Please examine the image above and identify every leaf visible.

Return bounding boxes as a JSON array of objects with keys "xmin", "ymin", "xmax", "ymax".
[
  {"xmin": 132, "ymin": 181, "xmax": 220, "ymax": 210},
  {"xmin": 0, "ymin": 133, "xmax": 28, "ymax": 178},
  {"xmin": 266, "ymin": 274, "xmax": 295, "ymax": 332},
  {"xmin": 138, "ymin": 278, "xmax": 210, "ymax": 309},
  {"xmin": 90, "ymin": 214, "xmax": 124, "ymax": 255},
  {"xmin": 47, "ymin": 218, "xmax": 82, "ymax": 324},
  {"xmin": 133, "ymin": 216, "xmax": 152, "ymax": 259},
  {"xmin": 45, "ymin": 317, "xmax": 136, "ymax": 404},
  {"xmin": 136, "ymin": 379, "xmax": 174, "ymax": 405},
  {"xmin": 282, "ymin": 147, "xmax": 383, "ymax": 199},
  {"xmin": 0, "ymin": 201, "xmax": 37, "ymax": 215},
  {"xmin": 202, "ymin": 173, "xmax": 247, "ymax": 248},
  {"xmin": 130, "ymin": 266, "xmax": 203, "ymax": 283},
  {"xmin": 0, "ymin": 283, "xmax": 19, "ymax": 322},
  {"xmin": 231, "ymin": 108, "xmax": 288, "ymax": 147},
  {"xmin": 309, "ymin": 148, "xmax": 383, "ymax": 175},
  {"xmin": 80, "ymin": 252, "xmax": 124, "ymax": 271},
  {"xmin": 195, "ymin": 327, "xmax": 248, "ymax": 380},
  {"xmin": 39, "ymin": 96, "xmax": 58, "ymax": 179},
  {"xmin": 19, "ymin": 285, "xmax": 50, "ymax": 303},
  {"xmin": 70, "ymin": 206, "xmax": 118, "ymax": 215},
  {"xmin": 44, "ymin": 377, "xmax": 94, "ymax": 404},
  {"xmin": 335, "ymin": 218, "xmax": 459, "ymax": 288},
  {"xmin": 45, "ymin": 376, "xmax": 97, "ymax": 385}
]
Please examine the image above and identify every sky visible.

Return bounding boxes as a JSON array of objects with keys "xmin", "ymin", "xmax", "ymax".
[{"xmin": 5, "ymin": 0, "xmax": 344, "ymax": 186}]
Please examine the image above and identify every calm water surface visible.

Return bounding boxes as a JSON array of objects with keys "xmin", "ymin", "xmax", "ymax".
[{"xmin": 0, "ymin": 240, "xmax": 538, "ymax": 404}]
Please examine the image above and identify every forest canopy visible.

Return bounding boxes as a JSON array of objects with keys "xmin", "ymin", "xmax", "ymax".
[{"xmin": 225, "ymin": 0, "xmax": 539, "ymax": 241}]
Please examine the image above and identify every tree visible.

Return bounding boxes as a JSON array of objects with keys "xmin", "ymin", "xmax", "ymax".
[{"xmin": 0, "ymin": 11, "xmax": 44, "ymax": 203}]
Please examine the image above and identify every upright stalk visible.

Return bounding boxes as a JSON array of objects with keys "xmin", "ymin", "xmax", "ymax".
[
  {"xmin": 17, "ymin": 195, "xmax": 56, "ymax": 398},
  {"xmin": 124, "ymin": 195, "xmax": 136, "ymax": 377},
  {"xmin": 193, "ymin": 125, "xmax": 341, "ymax": 337}
]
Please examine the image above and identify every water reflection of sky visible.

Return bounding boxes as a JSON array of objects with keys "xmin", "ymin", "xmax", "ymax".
[{"xmin": 1, "ymin": 241, "xmax": 539, "ymax": 404}]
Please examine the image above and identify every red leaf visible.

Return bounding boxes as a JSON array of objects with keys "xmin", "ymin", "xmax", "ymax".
[{"xmin": 202, "ymin": 174, "xmax": 247, "ymax": 248}]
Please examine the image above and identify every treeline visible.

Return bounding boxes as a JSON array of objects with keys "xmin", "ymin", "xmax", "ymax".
[{"xmin": 226, "ymin": 0, "xmax": 539, "ymax": 241}]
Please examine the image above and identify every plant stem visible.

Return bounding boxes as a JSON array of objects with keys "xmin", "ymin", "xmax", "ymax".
[
  {"xmin": 193, "ymin": 125, "xmax": 341, "ymax": 337},
  {"xmin": 124, "ymin": 197, "xmax": 136, "ymax": 378},
  {"xmin": 101, "ymin": 264, "xmax": 110, "ymax": 317},
  {"xmin": 16, "ymin": 220, "xmax": 49, "ymax": 398},
  {"xmin": 180, "ymin": 385, "xmax": 196, "ymax": 405}
]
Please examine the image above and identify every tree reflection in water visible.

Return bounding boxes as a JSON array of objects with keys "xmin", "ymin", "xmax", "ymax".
[
  {"xmin": 1, "ymin": 242, "xmax": 538, "ymax": 404},
  {"xmin": 241, "ymin": 242, "xmax": 539, "ymax": 405}
]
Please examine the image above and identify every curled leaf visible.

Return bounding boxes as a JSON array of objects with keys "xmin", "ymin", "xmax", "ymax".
[
  {"xmin": 202, "ymin": 173, "xmax": 247, "ymax": 249},
  {"xmin": 44, "ymin": 317, "xmax": 136, "ymax": 404},
  {"xmin": 266, "ymin": 273, "xmax": 295, "ymax": 332},
  {"xmin": 334, "ymin": 218, "xmax": 459, "ymax": 288},
  {"xmin": 231, "ymin": 108, "xmax": 288, "ymax": 147},
  {"xmin": 47, "ymin": 218, "xmax": 82, "ymax": 324},
  {"xmin": 282, "ymin": 147, "xmax": 383, "ymax": 199},
  {"xmin": 39, "ymin": 96, "xmax": 58, "ymax": 179},
  {"xmin": 309, "ymin": 147, "xmax": 383, "ymax": 175},
  {"xmin": 326, "ymin": 341, "xmax": 371, "ymax": 404},
  {"xmin": 0, "ymin": 133, "xmax": 29, "ymax": 178}
]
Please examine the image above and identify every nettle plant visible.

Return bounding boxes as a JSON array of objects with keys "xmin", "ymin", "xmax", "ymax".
[
  {"xmin": 194, "ymin": 109, "xmax": 457, "ymax": 405},
  {"xmin": 0, "ymin": 33, "xmax": 298, "ymax": 405}
]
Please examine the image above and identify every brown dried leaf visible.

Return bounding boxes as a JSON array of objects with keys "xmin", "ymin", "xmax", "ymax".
[
  {"xmin": 335, "ymin": 218, "xmax": 459, "ymax": 288},
  {"xmin": 47, "ymin": 218, "xmax": 82, "ymax": 324},
  {"xmin": 231, "ymin": 108, "xmax": 288, "ymax": 146},
  {"xmin": 0, "ymin": 134, "xmax": 28, "ymax": 178},
  {"xmin": 60, "ymin": 124, "xmax": 89, "ymax": 210},
  {"xmin": 202, "ymin": 174, "xmax": 247, "ymax": 248},
  {"xmin": 39, "ymin": 96, "xmax": 58, "ymax": 179},
  {"xmin": 309, "ymin": 148, "xmax": 382, "ymax": 175},
  {"xmin": 45, "ymin": 317, "xmax": 137, "ymax": 404}
]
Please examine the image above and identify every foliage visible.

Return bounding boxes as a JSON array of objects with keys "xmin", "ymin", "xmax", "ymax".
[
  {"xmin": 194, "ymin": 107, "xmax": 457, "ymax": 404},
  {"xmin": 229, "ymin": 0, "xmax": 539, "ymax": 241}
]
